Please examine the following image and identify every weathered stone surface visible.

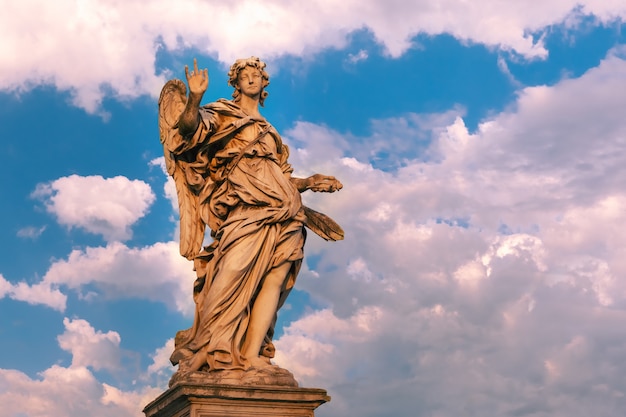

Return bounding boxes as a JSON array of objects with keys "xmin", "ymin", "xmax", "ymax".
[
  {"xmin": 143, "ymin": 380, "xmax": 330, "ymax": 417},
  {"xmin": 158, "ymin": 56, "xmax": 344, "ymax": 382},
  {"xmin": 168, "ymin": 366, "xmax": 299, "ymax": 388}
]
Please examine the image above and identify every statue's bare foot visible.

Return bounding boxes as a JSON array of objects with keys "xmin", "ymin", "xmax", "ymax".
[{"xmin": 247, "ymin": 356, "xmax": 273, "ymax": 370}]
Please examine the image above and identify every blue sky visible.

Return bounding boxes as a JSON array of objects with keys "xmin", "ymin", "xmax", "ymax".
[{"xmin": 1, "ymin": 1, "xmax": 626, "ymax": 416}]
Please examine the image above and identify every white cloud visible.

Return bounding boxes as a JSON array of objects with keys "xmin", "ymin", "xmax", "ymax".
[
  {"xmin": 270, "ymin": 50, "xmax": 626, "ymax": 416},
  {"xmin": 2, "ymin": 0, "xmax": 625, "ymax": 111},
  {"xmin": 57, "ymin": 318, "xmax": 123, "ymax": 372},
  {"xmin": 145, "ymin": 338, "xmax": 175, "ymax": 387},
  {"xmin": 101, "ymin": 383, "xmax": 162, "ymax": 416},
  {"xmin": 0, "ymin": 236, "xmax": 195, "ymax": 315},
  {"xmin": 42, "ymin": 241, "xmax": 195, "ymax": 315},
  {"xmin": 149, "ymin": 157, "xmax": 179, "ymax": 214},
  {"xmin": 347, "ymin": 49, "xmax": 369, "ymax": 64},
  {"xmin": 0, "ymin": 274, "xmax": 12, "ymax": 298},
  {"xmin": 10, "ymin": 282, "xmax": 67, "ymax": 311},
  {"xmin": 0, "ymin": 273, "xmax": 66, "ymax": 311},
  {"xmin": 276, "ymin": 269, "xmax": 626, "ymax": 416},
  {"xmin": 497, "ymin": 54, "xmax": 523, "ymax": 88},
  {"xmin": 3, "ymin": 170, "xmax": 192, "ymax": 314},
  {"xmin": 33, "ymin": 174, "xmax": 155, "ymax": 242},
  {"xmin": 0, "ymin": 366, "xmax": 108, "ymax": 417},
  {"xmin": 274, "ymin": 307, "xmax": 381, "ymax": 382},
  {"xmin": 16, "ymin": 225, "xmax": 47, "ymax": 239},
  {"xmin": 0, "ymin": 318, "xmax": 166, "ymax": 417}
]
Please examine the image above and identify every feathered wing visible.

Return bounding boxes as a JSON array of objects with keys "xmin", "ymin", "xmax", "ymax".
[
  {"xmin": 302, "ymin": 206, "xmax": 344, "ymax": 241},
  {"xmin": 158, "ymin": 79, "xmax": 206, "ymax": 260}
]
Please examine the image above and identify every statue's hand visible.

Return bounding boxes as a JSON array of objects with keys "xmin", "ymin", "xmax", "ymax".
[
  {"xmin": 185, "ymin": 58, "xmax": 209, "ymax": 96},
  {"xmin": 306, "ymin": 174, "xmax": 343, "ymax": 193}
]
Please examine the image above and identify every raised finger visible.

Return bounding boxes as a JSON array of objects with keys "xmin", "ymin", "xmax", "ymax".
[
  {"xmin": 193, "ymin": 58, "xmax": 199, "ymax": 74},
  {"xmin": 185, "ymin": 65, "xmax": 190, "ymax": 79}
]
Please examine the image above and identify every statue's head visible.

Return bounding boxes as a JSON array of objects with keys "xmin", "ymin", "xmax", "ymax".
[{"xmin": 228, "ymin": 57, "xmax": 270, "ymax": 106}]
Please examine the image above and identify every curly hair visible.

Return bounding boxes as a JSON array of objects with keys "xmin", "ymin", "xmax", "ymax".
[{"xmin": 227, "ymin": 56, "xmax": 270, "ymax": 106}]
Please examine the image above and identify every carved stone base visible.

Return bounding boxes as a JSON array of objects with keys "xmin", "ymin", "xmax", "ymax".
[
  {"xmin": 169, "ymin": 367, "xmax": 299, "ymax": 388},
  {"xmin": 143, "ymin": 378, "xmax": 330, "ymax": 417}
]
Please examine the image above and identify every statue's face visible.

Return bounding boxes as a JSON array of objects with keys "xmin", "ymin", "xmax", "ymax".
[{"xmin": 237, "ymin": 66, "xmax": 263, "ymax": 98}]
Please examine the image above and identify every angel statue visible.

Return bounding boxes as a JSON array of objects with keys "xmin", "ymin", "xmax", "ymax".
[{"xmin": 158, "ymin": 57, "xmax": 343, "ymax": 386}]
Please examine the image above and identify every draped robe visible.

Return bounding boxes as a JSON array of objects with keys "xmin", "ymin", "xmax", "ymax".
[{"xmin": 167, "ymin": 99, "xmax": 306, "ymax": 372}]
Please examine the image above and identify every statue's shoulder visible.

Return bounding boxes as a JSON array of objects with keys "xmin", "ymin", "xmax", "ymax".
[
  {"xmin": 204, "ymin": 99, "xmax": 243, "ymax": 116},
  {"xmin": 199, "ymin": 99, "xmax": 245, "ymax": 131}
]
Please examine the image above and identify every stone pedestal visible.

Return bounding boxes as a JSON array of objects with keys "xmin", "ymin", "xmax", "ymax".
[{"xmin": 143, "ymin": 381, "xmax": 330, "ymax": 417}]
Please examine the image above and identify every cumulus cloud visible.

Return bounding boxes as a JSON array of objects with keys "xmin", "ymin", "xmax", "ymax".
[
  {"xmin": 145, "ymin": 338, "xmax": 176, "ymax": 387},
  {"xmin": 42, "ymin": 241, "xmax": 195, "ymax": 315},
  {"xmin": 0, "ymin": 273, "xmax": 66, "ymax": 311},
  {"xmin": 270, "ymin": 49, "xmax": 626, "ymax": 416},
  {"xmin": 32, "ymin": 174, "xmax": 155, "ymax": 242},
  {"xmin": 2, "ymin": 0, "xmax": 625, "ymax": 111},
  {"xmin": 3, "ymin": 172, "xmax": 192, "ymax": 314},
  {"xmin": 277, "ymin": 287, "xmax": 626, "ymax": 417},
  {"xmin": 58, "ymin": 317, "xmax": 123, "ymax": 372},
  {"xmin": 0, "ymin": 317, "xmax": 166, "ymax": 417},
  {"xmin": 0, "ymin": 366, "xmax": 113, "ymax": 417}
]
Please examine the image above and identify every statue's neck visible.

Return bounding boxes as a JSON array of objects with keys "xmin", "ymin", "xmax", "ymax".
[{"xmin": 237, "ymin": 95, "xmax": 261, "ymax": 118}]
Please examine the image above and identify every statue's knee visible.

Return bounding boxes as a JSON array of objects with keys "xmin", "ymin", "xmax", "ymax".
[{"xmin": 263, "ymin": 264, "xmax": 291, "ymax": 289}]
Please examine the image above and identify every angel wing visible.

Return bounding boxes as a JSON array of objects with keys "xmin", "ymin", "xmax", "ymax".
[
  {"xmin": 158, "ymin": 79, "xmax": 206, "ymax": 260},
  {"xmin": 302, "ymin": 206, "xmax": 344, "ymax": 241}
]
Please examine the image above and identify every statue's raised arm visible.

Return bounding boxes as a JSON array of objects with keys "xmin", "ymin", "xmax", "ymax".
[{"xmin": 178, "ymin": 59, "xmax": 209, "ymax": 138}]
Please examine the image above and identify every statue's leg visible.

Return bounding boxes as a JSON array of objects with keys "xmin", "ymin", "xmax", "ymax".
[{"xmin": 241, "ymin": 261, "xmax": 292, "ymax": 368}]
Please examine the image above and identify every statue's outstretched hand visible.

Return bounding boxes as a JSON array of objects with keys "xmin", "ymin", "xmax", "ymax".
[
  {"xmin": 185, "ymin": 58, "xmax": 209, "ymax": 96},
  {"xmin": 306, "ymin": 174, "xmax": 343, "ymax": 193}
]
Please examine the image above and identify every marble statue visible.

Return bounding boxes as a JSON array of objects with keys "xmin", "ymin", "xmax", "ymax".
[{"xmin": 158, "ymin": 57, "xmax": 343, "ymax": 386}]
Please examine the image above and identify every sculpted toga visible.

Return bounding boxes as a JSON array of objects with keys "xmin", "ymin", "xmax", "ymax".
[{"xmin": 158, "ymin": 57, "xmax": 343, "ymax": 385}]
